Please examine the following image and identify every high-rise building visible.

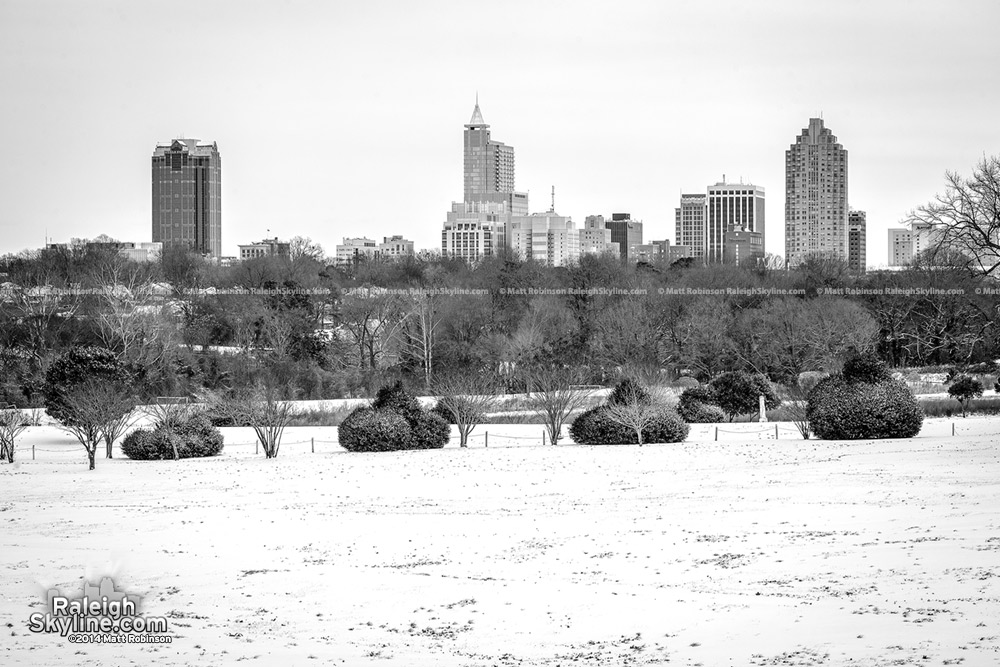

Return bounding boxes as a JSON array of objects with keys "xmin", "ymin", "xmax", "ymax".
[
  {"xmin": 509, "ymin": 210, "xmax": 579, "ymax": 267},
  {"xmin": 888, "ymin": 221, "xmax": 943, "ymax": 266},
  {"xmin": 706, "ymin": 182, "xmax": 765, "ymax": 263},
  {"xmin": 152, "ymin": 139, "xmax": 221, "ymax": 258},
  {"xmin": 579, "ymin": 216, "xmax": 618, "ymax": 256},
  {"xmin": 675, "ymin": 194, "xmax": 707, "ymax": 262},
  {"xmin": 443, "ymin": 201, "xmax": 508, "ymax": 262},
  {"xmin": 785, "ymin": 118, "xmax": 848, "ymax": 268},
  {"xmin": 443, "ymin": 101, "xmax": 528, "ymax": 260},
  {"xmin": 888, "ymin": 228, "xmax": 914, "ymax": 266},
  {"xmin": 603, "ymin": 213, "xmax": 643, "ymax": 260},
  {"xmin": 848, "ymin": 210, "xmax": 867, "ymax": 273},
  {"xmin": 464, "ymin": 100, "xmax": 515, "ymax": 205}
]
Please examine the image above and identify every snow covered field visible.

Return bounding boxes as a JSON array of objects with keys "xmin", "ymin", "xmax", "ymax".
[{"xmin": 2, "ymin": 419, "xmax": 999, "ymax": 665}]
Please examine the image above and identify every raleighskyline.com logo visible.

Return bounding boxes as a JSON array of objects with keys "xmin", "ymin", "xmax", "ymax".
[{"xmin": 28, "ymin": 577, "xmax": 171, "ymax": 642}]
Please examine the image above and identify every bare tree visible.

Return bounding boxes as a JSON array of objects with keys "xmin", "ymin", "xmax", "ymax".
[
  {"xmin": 0, "ymin": 406, "xmax": 30, "ymax": 463},
  {"xmin": 525, "ymin": 369, "xmax": 593, "ymax": 445},
  {"xmin": 432, "ymin": 375, "xmax": 498, "ymax": 447},
  {"xmin": 95, "ymin": 266, "xmax": 169, "ymax": 366},
  {"xmin": 600, "ymin": 384, "xmax": 669, "ymax": 446},
  {"xmin": 288, "ymin": 236, "xmax": 326, "ymax": 262},
  {"xmin": 401, "ymin": 291, "xmax": 444, "ymax": 387},
  {"xmin": 337, "ymin": 287, "xmax": 407, "ymax": 370},
  {"xmin": 208, "ymin": 384, "xmax": 293, "ymax": 458},
  {"xmin": 57, "ymin": 381, "xmax": 136, "ymax": 470},
  {"xmin": 905, "ymin": 155, "xmax": 1000, "ymax": 277},
  {"xmin": 782, "ymin": 371, "xmax": 828, "ymax": 440}
]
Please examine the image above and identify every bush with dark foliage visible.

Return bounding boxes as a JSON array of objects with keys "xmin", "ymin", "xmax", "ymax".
[
  {"xmin": 676, "ymin": 385, "xmax": 725, "ymax": 423},
  {"xmin": 122, "ymin": 413, "xmax": 224, "ymax": 460},
  {"xmin": 339, "ymin": 382, "xmax": 449, "ymax": 452},
  {"xmin": 569, "ymin": 379, "xmax": 688, "ymax": 445},
  {"xmin": 43, "ymin": 346, "xmax": 137, "ymax": 427},
  {"xmin": 948, "ymin": 375, "xmax": 984, "ymax": 418},
  {"xmin": 708, "ymin": 371, "xmax": 781, "ymax": 421},
  {"xmin": 807, "ymin": 355, "xmax": 923, "ymax": 440},
  {"xmin": 338, "ymin": 407, "xmax": 412, "ymax": 452}
]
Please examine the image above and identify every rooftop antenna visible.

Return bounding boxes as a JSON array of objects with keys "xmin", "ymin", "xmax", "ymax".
[{"xmin": 550, "ymin": 185, "xmax": 555, "ymax": 213}]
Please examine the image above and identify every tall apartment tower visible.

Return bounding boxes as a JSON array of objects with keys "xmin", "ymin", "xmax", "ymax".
[
  {"xmin": 706, "ymin": 182, "xmax": 765, "ymax": 263},
  {"xmin": 675, "ymin": 194, "xmax": 707, "ymax": 262},
  {"xmin": 152, "ymin": 139, "xmax": 221, "ymax": 258},
  {"xmin": 785, "ymin": 118, "xmax": 848, "ymax": 268},
  {"xmin": 848, "ymin": 210, "xmax": 867, "ymax": 273}
]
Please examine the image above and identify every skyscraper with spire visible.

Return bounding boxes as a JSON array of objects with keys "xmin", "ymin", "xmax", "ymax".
[{"xmin": 443, "ymin": 99, "xmax": 527, "ymax": 261}]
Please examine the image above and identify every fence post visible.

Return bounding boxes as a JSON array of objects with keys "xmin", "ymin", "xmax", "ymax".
[
  {"xmin": 255, "ymin": 440, "xmax": 259, "ymax": 455},
  {"xmin": 32, "ymin": 444, "xmax": 35, "ymax": 460},
  {"xmin": 714, "ymin": 426, "xmax": 718, "ymax": 441},
  {"xmin": 952, "ymin": 422, "xmax": 956, "ymax": 436},
  {"xmin": 543, "ymin": 430, "xmax": 547, "ymax": 446},
  {"xmin": 485, "ymin": 431, "xmax": 488, "ymax": 448},
  {"xmin": 775, "ymin": 424, "xmax": 779, "ymax": 440},
  {"xmin": 311, "ymin": 437, "xmax": 315, "ymax": 453}
]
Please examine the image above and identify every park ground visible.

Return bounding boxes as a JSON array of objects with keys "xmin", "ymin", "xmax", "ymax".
[{"xmin": 1, "ymin": 418, "xmax": 999, "ymax": 666}]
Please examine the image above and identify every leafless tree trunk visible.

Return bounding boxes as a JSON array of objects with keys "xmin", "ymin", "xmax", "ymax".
[
  {"xmin": 525, "ymin": 370, "xmax": 593, "ymax": 445},
  {"xmin": 0, "ymin": 408, "xmax": 31, "ymax": 463},
  {"xmin": 56, "ymin": 381, "xmax": 136, "ymax": 469},
  {"xmin": 432, "ymin": 376, "xmax": 498, "ymax": 447},
  {"xmin": 205, "ymin": 384, "xmax": 293, "ymax": 458}
]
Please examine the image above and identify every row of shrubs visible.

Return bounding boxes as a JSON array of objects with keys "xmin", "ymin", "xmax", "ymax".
[{"xmin": 115, "ymin": 355, "xmax": 928, "ymax": 459}]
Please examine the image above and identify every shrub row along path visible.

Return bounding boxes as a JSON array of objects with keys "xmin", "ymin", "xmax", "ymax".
[{"xmin": 2, "ymin": 430, "xmax": 999, "ymax": 665}]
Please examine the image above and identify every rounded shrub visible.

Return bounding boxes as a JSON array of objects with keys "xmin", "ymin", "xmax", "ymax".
[
  {"xmin": 677, "ymin": 385, "xmax": 723, "ymax": 423},
  {"xmin": 708, "ymin": 371, "xmax": 781, "ymax": 421},
  {"xmin": 340, "ymin": 383, "xmax": 450, "ymax": 452},
  {"xmin": 807, "ymin": 375, "xmax": 923, "ymax": 440},
  {"xmin": 122, "ymin": 413, "xmax": 224, "ymax": 460},
  {"xmin": 570, "ymin": 406, "xmax": 635, "ymax": 444},
  {"xmin": 338, "ymin": 407, "xmax": 412, "ymax": 452},
  {"xmin": 569, "ymin": 406, "xmax": 690, "ymax": 445},
  {"xmin": 408, "ymin": 412, "xmax": 450, "ymax": 449},
  {"xmin": 842, "ymin": 355, "xmax": 891, "ymax": 384}
]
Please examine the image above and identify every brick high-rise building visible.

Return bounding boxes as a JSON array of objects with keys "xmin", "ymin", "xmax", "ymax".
[
  {"xmin": 785, "ymin": 118, "xmax": 848, "ymax": 268},
  {"xmin": 848, "ymin": 210, "xmax": 867, "ymax": 273},
  {"xmin": 152, "ymin": 139, "xmax": 221, "ymax": 258}
]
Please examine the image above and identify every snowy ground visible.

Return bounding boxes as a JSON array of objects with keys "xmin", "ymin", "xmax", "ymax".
[{"xmin": 2, "ymin": 419, "xmax": 999, "ymax": 665}]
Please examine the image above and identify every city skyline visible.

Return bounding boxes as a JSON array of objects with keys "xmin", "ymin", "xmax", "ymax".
[{"xmin": 2, "ymin": 0, "xmax": 999, "ymax": 267}]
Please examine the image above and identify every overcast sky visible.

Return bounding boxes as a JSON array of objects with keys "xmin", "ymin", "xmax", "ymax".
[{"xmin": 1, "ymin": 0, "xmax": 998, "ymax": 268}]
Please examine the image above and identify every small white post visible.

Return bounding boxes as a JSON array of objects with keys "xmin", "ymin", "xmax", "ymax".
[{"xmin": 758, "ymin": 394, "xmax": 767, "ymax": 422}]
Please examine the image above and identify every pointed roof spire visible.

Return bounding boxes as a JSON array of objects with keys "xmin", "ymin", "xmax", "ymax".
[{"xmin": 467, "ymin": 94, "xmax": 487, "ymax": 128}]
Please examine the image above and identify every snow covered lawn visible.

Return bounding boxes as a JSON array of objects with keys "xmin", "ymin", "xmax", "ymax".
[{"xmin": 2, "ymin": 420, "xmax": 999, "ymax": 665}]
